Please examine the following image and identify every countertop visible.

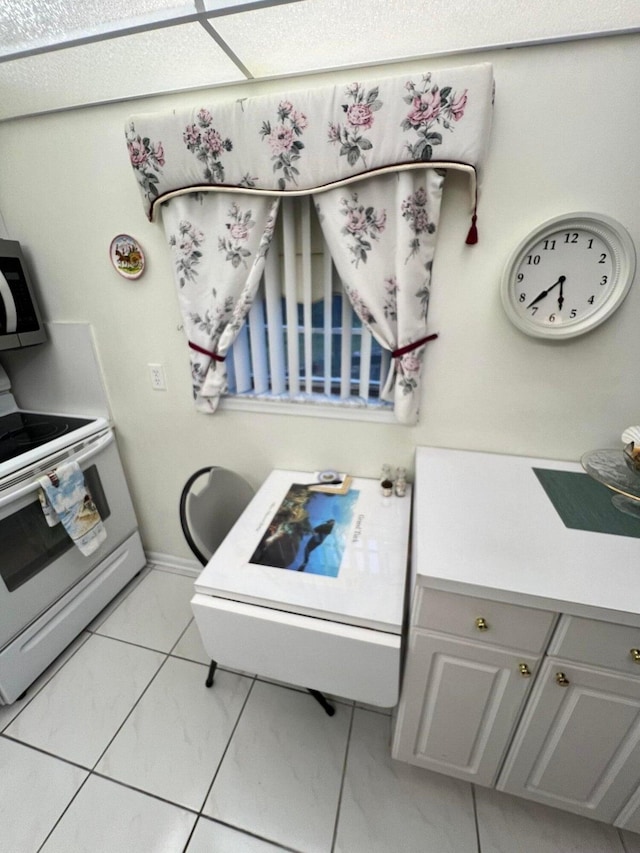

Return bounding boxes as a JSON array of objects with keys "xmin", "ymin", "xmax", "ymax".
[{"xmin": 413, "ymin": 447, "xmax": 640, "ymax": 628}]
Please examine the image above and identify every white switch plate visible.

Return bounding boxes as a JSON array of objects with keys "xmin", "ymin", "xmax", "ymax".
[{"xmin": 148, "ymin": 363, "xmax": 166, "ymax": 390}]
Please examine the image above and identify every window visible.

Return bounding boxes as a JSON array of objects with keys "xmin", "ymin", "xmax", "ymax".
[{"xmin": 224, "ymin": 195, "xmax": 393, "ymax": 415}]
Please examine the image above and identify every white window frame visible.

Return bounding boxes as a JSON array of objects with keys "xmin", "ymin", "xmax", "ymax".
[{"xmin": 220, "ymin": 195, "xmax": 395, "ymax": 423}]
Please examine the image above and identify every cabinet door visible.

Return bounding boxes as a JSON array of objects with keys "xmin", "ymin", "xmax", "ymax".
[
  {"xmin": 615, "ymin": 785, "xmax": 640, "ymax": 833},
  {"xmin": 498, "ymin": 658, "xmax": 640, "ymax": 824},
  {"xmin": 392, "ymin": 631, "xmax": 538, "ymax": 786}
]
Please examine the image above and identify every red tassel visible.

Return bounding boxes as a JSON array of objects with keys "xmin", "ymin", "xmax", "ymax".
[{"xmin": 465, "ymin": 214, "xmax": 478, "ymax": 245}]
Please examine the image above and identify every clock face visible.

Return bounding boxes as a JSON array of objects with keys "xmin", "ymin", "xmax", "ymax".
[{"xmin": 501, "ymin": 214, "xmax": 636, "ymax": 339}]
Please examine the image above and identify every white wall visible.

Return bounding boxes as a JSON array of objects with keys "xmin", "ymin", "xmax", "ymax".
[{"xmin": 0, "ymin": 33, "xmax": 638, "ymax": 560}]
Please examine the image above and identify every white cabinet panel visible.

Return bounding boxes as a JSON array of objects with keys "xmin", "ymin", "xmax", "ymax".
[
  {"xmin": 392, "ymin": 631, "xmax": 537, "ymax": 786},
  {"xmin": 498, "ymin": 658, "xmax": 640, "ymax": 823},
  {"xmin": 616, "ymin": 786, "xmax": 640, "ymax": 834},
  {"xmin": 551, "ymin": 615, "xmax": 640, "ymax": 676},
  {"xmin": 414, "ymin": 588, "xmax": 556, "ymax": 653}
]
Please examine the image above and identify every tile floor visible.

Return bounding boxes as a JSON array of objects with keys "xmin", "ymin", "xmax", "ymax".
[{"xmin": 1, "ymin": 564, "xmax": 639, "ymax": 853}]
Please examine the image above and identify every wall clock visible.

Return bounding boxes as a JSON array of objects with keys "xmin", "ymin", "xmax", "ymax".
[{"xmin": 501, "ymin": 213, "xmax": 636, "ymax": 339}]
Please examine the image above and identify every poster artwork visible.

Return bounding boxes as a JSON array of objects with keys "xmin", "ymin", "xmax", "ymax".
[{"xmin": 250, "ymin": 484, "xmax": 360, "ymax": 577}]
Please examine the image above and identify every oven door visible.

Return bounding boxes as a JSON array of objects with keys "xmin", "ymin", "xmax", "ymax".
[{"xmin": 0, "ymin": 429, "xmax": 139, "ymax": 649}]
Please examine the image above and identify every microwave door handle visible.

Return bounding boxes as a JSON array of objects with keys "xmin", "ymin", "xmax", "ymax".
[
  {"xmin": 0, "ymin": 271, "xmax": 18, "ymax": 333},
  {"xmin": 0, "ymin": 429, "xmax": 114, "ymax": 509}
]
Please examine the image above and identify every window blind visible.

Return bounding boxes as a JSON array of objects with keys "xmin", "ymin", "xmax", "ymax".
[{"xmin": 226, "ymin": 196, "xmax": 390, "ymax": 409}]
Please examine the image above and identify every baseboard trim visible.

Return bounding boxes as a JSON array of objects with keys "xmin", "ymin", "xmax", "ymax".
[{"xmin": 145, "ymin": 551, "xmax": 200, "ymax": 577}]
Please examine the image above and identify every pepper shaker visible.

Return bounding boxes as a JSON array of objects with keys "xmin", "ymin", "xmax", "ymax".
[{"xmin": 380, "ymin": 464, "xmax": 393, "ymax": 497}]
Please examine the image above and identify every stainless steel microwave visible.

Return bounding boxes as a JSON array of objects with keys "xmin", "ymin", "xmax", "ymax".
[{"xmin": 0, "ymin": 239, "xmax": 47, "ymax": 350}]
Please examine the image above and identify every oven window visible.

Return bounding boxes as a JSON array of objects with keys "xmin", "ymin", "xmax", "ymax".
[{"xmin": 0, "ymin": 465, "xmax": 110, "ymax": 593}]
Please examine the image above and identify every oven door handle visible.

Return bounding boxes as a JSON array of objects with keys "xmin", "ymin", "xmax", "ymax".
[{"xmin": 0, "ymin": 429, "xmax": 114, "ymax": 508}]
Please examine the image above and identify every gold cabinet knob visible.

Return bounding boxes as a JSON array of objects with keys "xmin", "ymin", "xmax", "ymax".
[
  {"xmin": 555, "ymin": 671, "xmax": 570, "ymax": 686},
  {"xmin": 519, "ymin": 663, "xmax": 532, "ymax": 678},
  {"xmin": 630, "ymin": 648, "xmax": 640, "ymax": 663},
  {"xmin": 475, "ymin": 617, "xmax": 489, "ymax": 632}
]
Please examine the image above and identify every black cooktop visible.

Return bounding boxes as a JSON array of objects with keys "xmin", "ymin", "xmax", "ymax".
[{"xmin": 0, "ymin": 411, "xmax": 93, "ymax": 463}]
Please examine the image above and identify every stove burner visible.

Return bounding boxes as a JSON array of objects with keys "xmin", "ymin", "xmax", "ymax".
[
  {"xmin": 2, "ymin": 420, "xmax": 69, "ymax": 444},
  {"xmin": 0, "ymin": 411, "xmax": 93, "ymax": 463}
]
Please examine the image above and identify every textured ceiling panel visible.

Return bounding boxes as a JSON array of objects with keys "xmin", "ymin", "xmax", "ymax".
[
  {"xmin": 0, "ymin": 0, "xmax": 195, "ymax": 53},
  {"xmin": 0, "ymin": 0, "xmax": 638, "ymax": 120},
  {"xmin": 0, "ymin": 23, "xmax": 244, "ymax": 120},
  {"xmin": 214, "ymin": 0, "xmax": 640, "ymax": 76}
]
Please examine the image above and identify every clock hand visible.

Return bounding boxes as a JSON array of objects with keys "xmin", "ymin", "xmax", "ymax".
[
  {"xmin": 526, "ymin": 277, "xmax": 565, "ymax": 309},
  {"xmin": 557, "ymin": 275, "xmax": 565, "ymax": 310}
]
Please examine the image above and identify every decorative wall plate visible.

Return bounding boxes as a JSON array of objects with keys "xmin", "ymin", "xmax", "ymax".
[
  {"xmin": 110, "ymin": 234, "xmax": 145, "ymax": 279},
  {"xmin": 501, "ymin": 213, "xmax": 636, "ymax": 339}
]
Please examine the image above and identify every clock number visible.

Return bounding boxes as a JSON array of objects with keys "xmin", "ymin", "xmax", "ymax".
[
  {"xmin": 600, "ymin": 275, "xmax": 608, "ymax": 286},
  {"xmin": 599, "ymin": 253, "xmax": 607, "ymax": 264},
  {"xmin": 588, "ymin": 295, "xmax": 595, "ymax": 304},
  {"xmin": 530, "ymin": 306, "xmax": 539, "ymax": 315},
  {"xmin": 517, "ymin": 273, "xmax": 524, "ymax": 283},
  {"xmin": 549, "ymin": 313, "xmax": 556, "ymax": 322},
  {"xmin": 526, "ymin": 254, "xmax": 541, "ymax": 265},
  {"xmin": 587, "ymin": 239, "xmax": 594, "ymax": 249},
  {"xmin": 543, "ymin": 239, "xmax": 556, "ymax": 250},
  {"xmin": 570, "ymin": 309, "xmax": 577, "ymax": 318},
  {"xmin": 564, "ymin": 232, "xmax": 579, "ymax": 244},
  {"xmin": 518, "ymin": 293, "xmax": 526, "ymax": 302}
]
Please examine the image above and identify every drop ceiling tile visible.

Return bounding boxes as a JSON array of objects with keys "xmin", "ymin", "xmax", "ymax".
[
  {"xmin": 213, "ymin": 0, "xmax": 640, "ymax": 77},
  {"xmin": 0, "ymin": 0, "xmax": 196, "ymax": 54},
  {"xmin": 0, "ymin": 22, "xmax": 245, "ymax": 120}
]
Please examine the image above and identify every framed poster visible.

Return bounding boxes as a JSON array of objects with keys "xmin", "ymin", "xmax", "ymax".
[{"xmin": 250, "ymin": 483, "xmax": 360, "ymax": 576}]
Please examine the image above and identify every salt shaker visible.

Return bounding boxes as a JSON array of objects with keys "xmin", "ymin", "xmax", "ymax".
[{"xmin": 394, "ymin": 467, "xmax": 407, "ymax": 497}]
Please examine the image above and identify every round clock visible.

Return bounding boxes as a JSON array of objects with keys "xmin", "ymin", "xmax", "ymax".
[{"xmin": 501, "ymin": 213, "xmax": 636, "ymax": 339}]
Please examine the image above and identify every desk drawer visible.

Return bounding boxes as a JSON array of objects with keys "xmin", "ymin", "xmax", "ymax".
[
  {"xmin": 414, "ymin": 588, "xmax": 556, "ymax": 653},
  {"xmin": 191, "ymin": 593, "xmax": 401, "ymax": 707},
  {"xmin": 550, "ymin": 615, "xmax": 640, "ymax": 675}
]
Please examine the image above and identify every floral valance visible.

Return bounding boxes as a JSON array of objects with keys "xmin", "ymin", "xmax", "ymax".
[
  {"xmin": 124, "ymin": 63, "xmax": 494, "ymax": 425},
  {"xmin": 125, "ymin": 62, "xmax": 494, "ymax": 222}
]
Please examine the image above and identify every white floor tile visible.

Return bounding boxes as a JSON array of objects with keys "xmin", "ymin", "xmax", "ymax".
[
  {"xmin": 171, "ymin": 618, "xmax": 211, "ymax": 665},
  {"xmin": 173, "ymin": 620, "xmax": 257, "ymax": 678},
  {"xmin": 85, "ymin": 563, "xmax": 152, "ymax": 631},
  {"xmin": 40, "ymin": 773, "xmax": 196, "ymax": 853},
  {"xmin": 96, "ymin": 658, "xmax": 252, "ymax": 810},
  {"xmin": 203, "ymin": 680, "xmax": 351, "ymax": 853},
  {"xmin": 0, "ymin": 631, "xmax": 90, "ymax": 732},
  {"xmin": 0, "ymin": 737, "xmax": 88, "ymax": 852},
  {"xmin": 187, "ymin": 816, "xmax": 289, "ymax": 852},
  {"xmin": 5, "ymin": 633, "xmax": 164, "ymax": 767},
  {"xmin": 334, "ymin": 708, "xmax": 478, "ymax": 853},
  {"xmin": 475, "ymin": 785, "xmax": 625, "ymax": 853},
  {"xmin": 95, "ymin": 569, "xmax": 195, "ymax": 652}
]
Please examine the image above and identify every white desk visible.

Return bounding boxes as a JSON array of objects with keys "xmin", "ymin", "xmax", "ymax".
[{"xmin": 191, "ymin": 470, "xmax": 411, "ymax": 706}]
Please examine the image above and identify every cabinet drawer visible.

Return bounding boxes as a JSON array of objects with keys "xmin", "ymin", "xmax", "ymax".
[
  {"xmin": 550, "ymin": 615, "xmax": 640, "ymax": 675},
  {"xmin": 414, "ymin": 588, "xmax": 556, "ymax": 653}
]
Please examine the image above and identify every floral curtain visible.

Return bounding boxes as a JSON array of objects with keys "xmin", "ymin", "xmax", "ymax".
[
  {"xmin": 125, "ymin": 63, "xmax": 494, "ymax": 422},
  {"xmin": 160, "ymin": 192, "xmax": 279, "ymax": 412},
  {"xmin": 314, "ymin": 169, "xmax": 443, "ymax": 425}
]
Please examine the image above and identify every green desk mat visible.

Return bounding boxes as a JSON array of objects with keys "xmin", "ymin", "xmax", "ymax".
[{"xmin": 533, "ymin": 468, "xmax": 640, "ymax": 539}]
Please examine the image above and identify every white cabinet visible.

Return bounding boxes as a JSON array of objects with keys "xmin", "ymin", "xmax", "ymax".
[
  {"xmin": 398, "ymin": 445, "xmax": 640, "ymax": 827},
  {"xmin": 394, "ymin": 588, "xmax": 640, "ymax": 826},
  {"xmin": 392, "ymin": 588, "xmax": 556, "ymax": 786},
  {"xmin": 498, "ymin": 656, "xmax": 640, "ymax": 823},
  {"xmin": 497, "ymin": 614, "xmax": 640, "ymax": 825}
]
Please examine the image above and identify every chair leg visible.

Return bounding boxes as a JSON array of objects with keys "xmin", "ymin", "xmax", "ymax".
[
  {"xmin": 205, "ymin": 659, "xmax": 217, "ymax": 688},
  {"xmin": 307, "ymin": 688, "xmax": 335, "ymax": 716}
]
